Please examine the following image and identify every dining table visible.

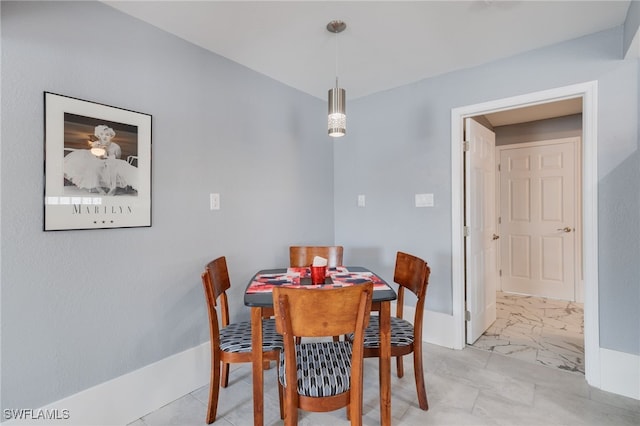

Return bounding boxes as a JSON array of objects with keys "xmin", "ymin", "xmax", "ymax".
[{"xmin": 244, "ymin": 265, "xmax": 397, "ymax": 426}]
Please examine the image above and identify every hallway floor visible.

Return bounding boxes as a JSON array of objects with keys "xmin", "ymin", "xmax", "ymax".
[
  {"xmin": 472, "ymin": 291, "xmax": 584, "ymax": 374},
  {"xmin": 128, "ymin": 342, "xmax": 639, "ymax": 425}
]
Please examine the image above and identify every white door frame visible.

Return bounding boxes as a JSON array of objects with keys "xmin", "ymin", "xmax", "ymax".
[{"xmin": 450, "ymin": 81, "xmax": 600, "ymax": 387}]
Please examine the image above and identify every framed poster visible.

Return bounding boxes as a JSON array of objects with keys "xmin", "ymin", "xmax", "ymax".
[{"xmin": 44, "ymin": 92, "xmax": 152, "ymax": 231}]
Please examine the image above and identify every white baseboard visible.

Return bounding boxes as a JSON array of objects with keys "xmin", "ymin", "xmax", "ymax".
[
  {"xmin": 599, "ymin": 347, "xmax": 640, "ymax": 400},
  {"xmin": 2, "ymin": 342, "xmax": 211, "ymax": 425}
]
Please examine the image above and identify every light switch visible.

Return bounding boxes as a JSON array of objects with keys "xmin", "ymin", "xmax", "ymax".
[
  {"xmin": 210, "ymin": 193, "xmax": 220, "ymax": 210},
  {"xmin": 357, "ymin": 194, "xmax": 366, "ymax": 207},
  {"xmin": 415, "ymin": 193, "xmax": 434, "ymax": 207}
]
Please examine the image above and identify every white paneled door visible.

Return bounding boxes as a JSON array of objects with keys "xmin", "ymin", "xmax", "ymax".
[
  {"xmin": 465, "ymin": 118, "xmax": 497, "ymax": 344},
  {"xmin": 499, "ymin": 139, "xmax": 578, "ymax": 301}
]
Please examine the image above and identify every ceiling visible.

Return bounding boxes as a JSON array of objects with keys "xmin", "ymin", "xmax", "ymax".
[
  {"xmin": 103, "ymin": 1, "xmax": 631, "ymax": 124},
  {"xmin": 483, "ymin": 97, "xmax": 583, "ymax": 127}
]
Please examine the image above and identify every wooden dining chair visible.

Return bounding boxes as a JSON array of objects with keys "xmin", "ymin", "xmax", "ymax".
[
  {"xmin": 273, "ymin": 283, "xmax": 373, "ymax": 426},
  {"xmin": 289, "ymin": 245, "xmax": 344, "ymax": 268},
  {"xmin": 289, "ymin": 245, "xmax": 345, "ymax": 343},
  {"xmin": 359, "ymin": 251, "xmax": 431, "ymax": 411},
  {"xmin": 200, "ymin": 256, "xmax": 284, "ymax": 424}
]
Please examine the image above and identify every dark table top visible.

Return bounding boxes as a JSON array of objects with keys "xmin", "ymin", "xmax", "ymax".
[{"xmin": 244, "ymin": 266, "xmax": 397, "ymax": 307}]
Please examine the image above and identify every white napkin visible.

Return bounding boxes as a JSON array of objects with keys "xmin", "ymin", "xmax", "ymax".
[{"xmin": 312, "ymin": 256, "xmax": 328, "ymax": 267}]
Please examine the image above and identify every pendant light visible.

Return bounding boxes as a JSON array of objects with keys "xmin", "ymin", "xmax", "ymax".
[{"xmin": 327, "ymin": 20, "xmax": 346, "ymax": 138}]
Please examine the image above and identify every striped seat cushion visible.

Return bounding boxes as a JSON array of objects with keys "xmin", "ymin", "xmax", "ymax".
[
  {"xmin": 219, "ymin": 318, "xmax": 284, "ymax": 353},
  {"xmin": 361, "ymin": 316, "xmax": 415, "ymax": 348},
  {"xmin": 279, "ymin": 341, "xmax": 353, "ymax": 397}
]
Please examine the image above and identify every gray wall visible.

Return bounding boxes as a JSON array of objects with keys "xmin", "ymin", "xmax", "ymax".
[
  {"xmin": 335, "ymin": 26, "xmax": 639, "ymax": 352},
  {"xmin": 2, "ymin": 0, "xmax": 639, "ymax": 414},
  {"xmin": 1, "ymin": 1, "xmax": 334, "ymax": 411}
]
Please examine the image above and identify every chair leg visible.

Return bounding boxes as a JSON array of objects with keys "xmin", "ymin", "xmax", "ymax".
[
  {"xmin": 221, "ymin": 361, "xmax": 230, "ymax": 388},
  {"xmin": 206, "ymin": 351, "xmax": 221, "ymax": 424},
  {"xmin": 412, "ymin": 345, "xmax": 428, "ymax": 410},
  {"xmin": 283, "ymin": 395, "xmax": 298, "ymax": 426},
  {"xmin": 347, "ymin": 398, "xmax": 363, "ymax": 425},
  {"xmin": 348, "ymin": 358, "xmax": 364, "ymax": 425},
  {"xmin": 278, "ymin": 376, "xmax": 284, "ymax": 419},
  {"xmin": 396, "ymin": 355, "xmax": 404, "ymax": 378},
  {"xmin": 283, "ymin": 383, "xmax": 299, "ymax": 426}
]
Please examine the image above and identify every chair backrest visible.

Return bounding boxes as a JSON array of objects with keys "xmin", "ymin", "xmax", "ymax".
[
  {"xmin": 201, "ymin": 268, "xmax": 221, "ymax": 349},
  {"xmin": 273, "ymin": 284, "xmax": 373, "ymax": 339},
  {"xmin": 289, "ymin": 246, "xmax": 344, "ymax": 268},
  {"xmin": 203, "ymin": 256, "xmax": 232, "ymax": 327},
  {"xmin": 393, "ymin": 251, "xmax": 430, "ymax": 332},
  {"xmin": 205, "ymin": 256, "xmax": 232, "ymax": 299}
]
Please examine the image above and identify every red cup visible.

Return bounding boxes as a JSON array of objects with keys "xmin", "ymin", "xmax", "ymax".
[{"xmin": 310, "ymin": 265, "xmax": 327, "ymax": 285}]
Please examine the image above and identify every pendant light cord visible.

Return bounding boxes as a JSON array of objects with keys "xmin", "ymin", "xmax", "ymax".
[{"xmin": 334, "ymin": 30, "xmax": 339, "ymax": 88}]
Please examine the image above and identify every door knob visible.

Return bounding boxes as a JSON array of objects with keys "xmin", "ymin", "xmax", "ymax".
[
  {"xmin": 492, "ymin": 234, "xmax": 500, "ymax": 240},
  {"xmin": 557, "ymin": 227, "xmax": 572, "ymax": 233}
]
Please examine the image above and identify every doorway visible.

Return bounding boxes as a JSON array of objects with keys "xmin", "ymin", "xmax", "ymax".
[{"xmin": 450, "ymin": 81, "xmax": 600, "ymax": 388}]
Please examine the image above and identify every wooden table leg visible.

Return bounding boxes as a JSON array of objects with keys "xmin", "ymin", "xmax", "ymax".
[
  {"xmin": 251, "ymin": 307, "xmax": 264, "ymax": 426},
  {"xmin": 379, "ymin": 301, "xmax": 391, "ymax": 426}
]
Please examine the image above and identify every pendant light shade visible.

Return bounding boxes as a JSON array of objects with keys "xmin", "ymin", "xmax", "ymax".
[
  {"xmin": 328, "ymin": 83, "xmax": 346, "ymax": 137},
  {"xmin": 327, "ymin": 20, "xmax": 346, "ymax": 138}
]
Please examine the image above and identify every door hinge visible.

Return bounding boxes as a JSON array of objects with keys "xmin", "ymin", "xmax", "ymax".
[
  {"xmin": 498, "ymin": 163, "xmax": 501, "ymax": 171},
  {"xmin": 499, "ymin": 269, "xmax": 502, "ymax": 277},
  {"xmin": 465, "ymin": 310, "xmax": 471, "ymax": 321},
  {"xmin": 498, "ymin": 216, "xmax": 501, "ymax": 224},
  {"xmin": 463, "ymin": 226, "xmax": 470, "ymax": 237},
  {"xmin": 463, "ymin": 141, "xmax": 470, "ymax": 152}
]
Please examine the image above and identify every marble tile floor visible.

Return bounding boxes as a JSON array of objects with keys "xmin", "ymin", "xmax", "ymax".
[
  {"xmin": 472, "ymin": 292, "xmax": 585, "ymax": 374},
  {"xmin": 128, "ymin": 343, "xmax": 640, "ymax": 426}
]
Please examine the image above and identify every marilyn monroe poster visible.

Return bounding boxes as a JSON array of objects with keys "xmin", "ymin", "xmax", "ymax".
[{"xmin": 44, "ymin": 93, "xmax": 152, "ymax": 231}]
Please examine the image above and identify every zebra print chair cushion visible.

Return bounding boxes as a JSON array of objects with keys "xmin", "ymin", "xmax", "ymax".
[
  {"xmin": 361, "ymin": 316, "xmax": 415, "ymax": 348},
  {"xmin": 219, "ymin": 318, "xmax": 284, "ymax": 353},
  {"xmin": 278, "ymin": 341, "xmax": 353, "ymax": 397}
]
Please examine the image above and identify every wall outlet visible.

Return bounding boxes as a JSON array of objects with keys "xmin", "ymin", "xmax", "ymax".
[
  {"xmin": 357, "ymin": 194, "xmax": 366, "ymax": 207},
  {"xmin": 210, "ymin": 193, "xmax": 220, "ymax": 210},
  {"xmin": 415, "ymin": 193, "xmax": 434, "ymax": 207}
]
